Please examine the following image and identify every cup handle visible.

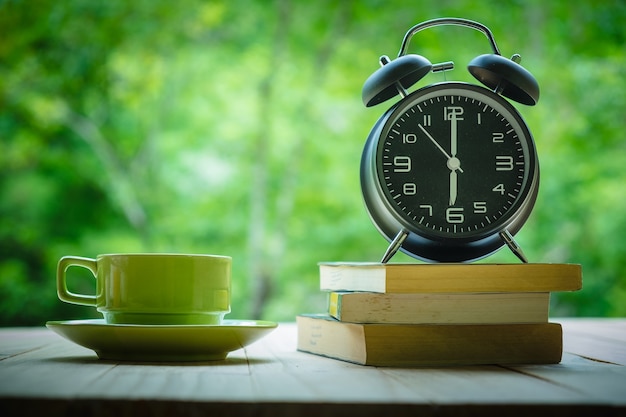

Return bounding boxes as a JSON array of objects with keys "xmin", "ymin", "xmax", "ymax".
[{"xmin": 56, "ymin": 256, "xmax": 98, "ymax": 306}]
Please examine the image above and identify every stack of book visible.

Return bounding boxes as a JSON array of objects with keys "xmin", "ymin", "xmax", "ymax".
[{"xmin": 297, "ymin": 262, "xmax": 582, "ymax": 366}]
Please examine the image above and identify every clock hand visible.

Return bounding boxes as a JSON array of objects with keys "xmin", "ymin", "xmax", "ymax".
[
  {"xmin": 450, "ymin": 114, "xmax": 458, "ymax": 158},
  {"xmin": 449, "ymin": 114, "xmax": 460, "ymax": 205},
  {"xmin": 449, "ymin": 170, "xmax": 457, "ymax": 206},
  {"xmin": 447, "ymin": 157, "xmax": 461, "ymax": 205},
  {"xmin": 418, "ymin": 124, "xmax": 450, "ymax": 159},
  {"xmin": 418, "ymin": 124, "xmax": 464, "ymax": 173}
]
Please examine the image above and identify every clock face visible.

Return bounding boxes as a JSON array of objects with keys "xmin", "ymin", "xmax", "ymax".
[{"xmin": 372, "ymin": 82, "xmax": 538, "ymax": 243}]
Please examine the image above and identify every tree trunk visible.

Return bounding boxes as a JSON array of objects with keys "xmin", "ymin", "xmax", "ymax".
[{"xmin": 247, "ymin": 0, "xmax": 351, "ymax": 319}]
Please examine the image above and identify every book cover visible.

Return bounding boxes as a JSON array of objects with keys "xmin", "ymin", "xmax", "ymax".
[
  {"xmin": 319, "ymin": 262, "xmax": 582, "ymax": 293},
  {"xmin": 297, "ymin": 314, "xmax": 563, "ymax": 366},
  {"xmin": 328, "ymin": 291, "xmax": 550, "ymax": 324}
]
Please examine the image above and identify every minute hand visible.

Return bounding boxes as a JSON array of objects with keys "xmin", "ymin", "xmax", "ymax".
[
  {"xmin": 450, "ymin": 115, "xmax": 458, "ymax": 157},
  {"xmin": 418, "ymin": 124, "xmax": 464, "ymax": 173}
]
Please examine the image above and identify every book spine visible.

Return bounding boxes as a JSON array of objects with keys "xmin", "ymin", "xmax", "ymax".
[{"xmin": 327, "ymin": 292, "xmax": 340, "ymax": 319}]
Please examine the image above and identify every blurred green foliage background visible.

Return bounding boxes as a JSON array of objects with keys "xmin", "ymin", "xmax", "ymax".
[{"xmin": 1, "ymin": 0, "xmax": 625, "ymax": 325}]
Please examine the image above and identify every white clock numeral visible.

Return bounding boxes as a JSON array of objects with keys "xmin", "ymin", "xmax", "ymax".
[
  {"xmin": 403, "ymin": 183, "xmax": 417, "ymax": 195},
  {"xmin": 423, "ymin": 114, "xmax": 432, "ymax": 126},
  {"xmin": 495, "ymin": 155, "xmax": 514, "ymax": 171},
  {"xmin": 477, "ymin": 112, "xmax": 482, "ymax": 125},
  {"xmin": 446, "ymin": 207, "xmax": 464, "ymax": 224},
  {"xmin": 419, "ymin": 204, "xmax": 433, "ymax": 216},
  {"xmin": 492, "ymin": 132, "xmax": 505, "ymax": 143},
  {"xmin": 473, "ymin": 201, "xmax": 487, "ymax": 214},
  {"xmin": 492, "ymin": 183, "xmax": 506, "ymax": 195},
  {"xmin": 444, "ymin": 106, "xmax": 464, "ymax": 120},
  {"xmin": 393, "ymin": 156, "xmax": 411, "ymax": 172},
  {"xmin": 402, "ymin": 133, "xmax": 417, "ymax": 144}
]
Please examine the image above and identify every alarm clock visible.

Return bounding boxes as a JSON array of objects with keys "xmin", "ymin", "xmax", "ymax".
[{"xmin": 360, "ymin": 18, "xmax": 540, "ymax": 263}]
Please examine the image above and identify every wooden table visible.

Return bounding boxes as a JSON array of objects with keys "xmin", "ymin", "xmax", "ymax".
[{"xmin": 1, "ymin": 319, "xmax": 625, "ymax": 416}]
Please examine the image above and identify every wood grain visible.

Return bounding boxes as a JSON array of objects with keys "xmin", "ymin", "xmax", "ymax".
[{"xmin": 0, "ymin": 320, "xmax": 625, "ymax": 417}]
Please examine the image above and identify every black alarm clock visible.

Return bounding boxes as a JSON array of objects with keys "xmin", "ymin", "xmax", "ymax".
[{"xmin": 360, "ymin": 18, "xmax": 540, "ymax": 263}]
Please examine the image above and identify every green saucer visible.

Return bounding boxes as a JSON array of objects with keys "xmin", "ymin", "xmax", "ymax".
[{"xmin": 46, "ymin": 319, "xmax": 278, "ymax": 362}]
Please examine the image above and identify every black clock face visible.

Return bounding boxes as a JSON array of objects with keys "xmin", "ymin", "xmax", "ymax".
[{"xmin": 375, "ymin": 83, "xmax": 537, "ymax": 241}]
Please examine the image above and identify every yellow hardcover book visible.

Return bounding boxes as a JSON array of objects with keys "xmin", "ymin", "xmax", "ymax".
[
  {"xmin": 328, "ymin": 291, "xmax": 550, "ymax": 324},
  {"xmin": 319, "ymin": 262, "xmax": 582, "ymax": 293},
  {"xmin": 297, "ymin": 314, "xmax": 563, "ymax": 367}
]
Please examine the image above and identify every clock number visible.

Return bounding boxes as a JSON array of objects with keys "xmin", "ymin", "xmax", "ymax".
[
  {"xmin": 446, "ymin": 207, "xmax": 464, "ymax": 224},
  {"xmin": 492, "ymin": 132, "xmax": 505, "ymax": 143},
  {"xmin": 495, "ymin": 155, "xmax": 514, "ymax": 171},
  {"xmin": 393, "ymin": 156, "xmax": 411, "ymax": 172},
  {"xmin": 423, "ymin": 114, "xmax": 432, "ymax": 126},
  {"xmin": 492, "ymin": 183, "xmax": 506, "ymax": 195},
  {"xmin": 419, "ymin": 204, "xmax": 433, "ymax": 216},
  {"xmin": 473, "ymin": 201, "xmax": 487, "ymax": 214},
  {"xmin": 402, "ymin": 133, "xmax": 417, "ymax": 144},
  {"xmin": 403, "ymin": 183, "xmax": 417, "ymax": 195},
  {"xmin": 444, "ymin": 106, "xmax": 464, "ymax": 120}
]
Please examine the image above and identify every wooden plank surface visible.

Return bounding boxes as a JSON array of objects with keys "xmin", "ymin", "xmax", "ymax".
[
  {"xmin": 0, "ymin": 320, "xmax": 625, "ymax": 417},
  {"xmin": 560, "ymin": 318, "xmax": 626, "ymax": 365}
]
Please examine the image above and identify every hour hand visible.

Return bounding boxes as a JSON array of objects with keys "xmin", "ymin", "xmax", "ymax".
[
  {"xmin": 449, "ymin": 170, "xmax": 457, "ymax": 206},
  {"xmin": 447, "ymin": 157, "xmax": 461, "ymax": 206}
]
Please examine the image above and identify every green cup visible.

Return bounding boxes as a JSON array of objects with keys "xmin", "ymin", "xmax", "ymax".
[{"xmin": 57, "ymin": 254, "xmax": 231, "ymax": 325}]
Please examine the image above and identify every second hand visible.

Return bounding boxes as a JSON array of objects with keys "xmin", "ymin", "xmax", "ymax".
[{"xmin": 418, "ymin": 124, "xmax": 464, "ymax": 173}]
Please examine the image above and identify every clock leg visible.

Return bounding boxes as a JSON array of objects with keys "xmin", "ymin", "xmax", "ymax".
[
  {"xmin": 380, "ymin": 229, "xmax": 410, "ymax": 263},
  {"xmin": 500, "ymin": 230, "xmax": 529, "ymax": 263}
]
